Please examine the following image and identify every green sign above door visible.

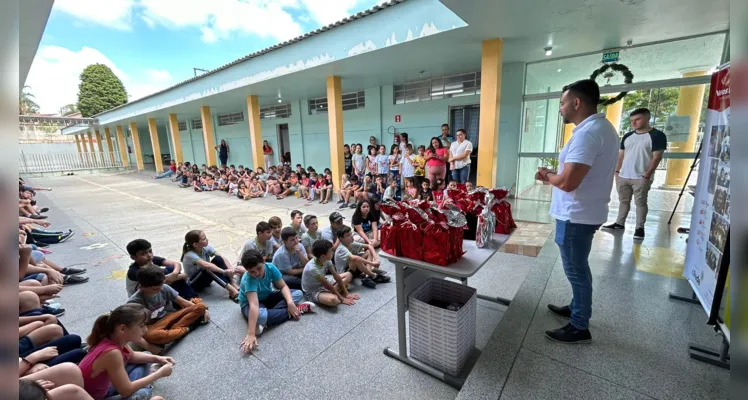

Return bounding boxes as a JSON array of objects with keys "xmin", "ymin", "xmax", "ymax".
[{"xmin": 602, "ymin": 51, "xmax": 620, "ymax": 63}]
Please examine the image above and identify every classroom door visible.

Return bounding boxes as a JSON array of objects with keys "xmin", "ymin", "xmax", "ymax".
[
  {"xmin": 449, "ymin": 105, "xmax": 480, "ymax": 183},
  {"xmin": 276, "ymin": 123, "xmax": 290, "ymax": 164}
]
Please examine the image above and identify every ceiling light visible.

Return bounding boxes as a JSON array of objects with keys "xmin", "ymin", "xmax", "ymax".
[
  {"xmin": 544, "ymin": 47, "xmax": 553, "ymax": 56},
  {"xmin": 277, "ymin": 98, "xmax": 282, "ymax": 103},
  {"xmin": 557, "ymin": 69, "xmax": 562, "ymax": 72}
]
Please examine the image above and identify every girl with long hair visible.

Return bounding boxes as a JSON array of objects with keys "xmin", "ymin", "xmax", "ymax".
[
  {"xmin": 424, "ymin": 136, "xmax": 448, "ymax": 187},
  {"xmin": 79, "ymin": 304, "xmax": 172, "ymax": 400}
]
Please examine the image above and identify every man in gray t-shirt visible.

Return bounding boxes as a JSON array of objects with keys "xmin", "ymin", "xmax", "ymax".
[{"xmin": 239, "ymin": 222, "xmax": 276, "ymax": 263}]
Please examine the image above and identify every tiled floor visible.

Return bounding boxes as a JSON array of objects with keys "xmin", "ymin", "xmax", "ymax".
[
  {"xmin": 28, "ymin": 172, "xmax": 533, "ymax": 400},
  {"xmin": 26, "ymin": 172, "xmax": 728, "ymax": 400}
]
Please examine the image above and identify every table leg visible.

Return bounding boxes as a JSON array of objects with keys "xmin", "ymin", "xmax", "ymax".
[
  {"xmin": 462, "ymin": 277, "xmax": 512, "ymax": 306},
  {"xmin": 395, "ymin": 263, "xmax": 407, "ymax": 356}
]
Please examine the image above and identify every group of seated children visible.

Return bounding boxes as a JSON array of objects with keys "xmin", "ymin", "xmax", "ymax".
[{"xmin": 168, "ymin": 161, "xmax": 339, "ymax": 204}]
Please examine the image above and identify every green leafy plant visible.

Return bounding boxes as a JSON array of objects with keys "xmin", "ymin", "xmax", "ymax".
[
  {"xmin": 539, "ymin": 157, "xmax": 559, "ymax": 170},
  {"xmin": 77, "ymin": 64, "xmax": 128, "ymax": 117}
]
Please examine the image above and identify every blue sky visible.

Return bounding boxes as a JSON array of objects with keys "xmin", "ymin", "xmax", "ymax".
[{"xmin": 27, "ymin": 0, "xmax": 385, "ymax": 114}]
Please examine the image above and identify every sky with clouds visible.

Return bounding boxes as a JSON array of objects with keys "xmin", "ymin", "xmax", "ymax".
[{"xmin": 27, "ymin": 0, "xmax": 386, "ymax": 114}]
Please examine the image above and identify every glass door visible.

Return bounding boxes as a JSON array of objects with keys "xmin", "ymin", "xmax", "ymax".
[{"xmin": 516, "ymin": 98, "xmax": 563, "ymax": 201}]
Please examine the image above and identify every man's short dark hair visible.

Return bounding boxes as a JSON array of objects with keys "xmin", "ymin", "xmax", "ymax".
[
  {"xmin": 241, "ymin": 249, "xmax": 265, "ymax": 269},
  {"xmin": 336, "ymin": 225, "xmax": 352, "ymax": 239},
  {"xmin": 256, "ymin": 221, "xmax": 272, "ymax": 234},
  {"xmin": 441, "ymin": 123, "xmax": 449, "ymax": 128},
  {"xmin": 290, "ymin": 210, "xmax": 303, "ymax": 219},
  {"xmin": 126, "ymin": 239, "xmax": 151, "ymax": 257},
  {"xmin": 562, "ymin": 79, "xmax": 600, "ymax": 107},
  {"xmin": 629, "ymin": 108, "xmax": 651, "ymax": 118},
  {"xmin": 303, "ymin": 214, "xmax": 317, "ymax": 227},
  {"xmin": 281, "ymin": 227, "xmax": 297, "ymax": 242},
  {"xmin": 312, "ymin": 239, "xmax": 333, "ymax": 258},
  {"xmin": 136, "ymin": 264, "xmax": 165, "ymax": 287},
  {"xmin": 456, "ymin": 128, "xmax": 467, "ymax": 135}
]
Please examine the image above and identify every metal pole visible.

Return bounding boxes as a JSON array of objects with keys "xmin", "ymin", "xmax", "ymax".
[{"xmin": 668, "ymin": 139, "xmax": 703, "ymax": 224}]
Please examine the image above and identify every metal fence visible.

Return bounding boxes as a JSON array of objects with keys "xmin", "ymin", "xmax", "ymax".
[{"xmin": 19, "ymin": 151, "xmax": 126, "ymax": 173}]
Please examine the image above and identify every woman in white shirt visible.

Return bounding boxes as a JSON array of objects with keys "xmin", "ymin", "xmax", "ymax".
[{"xmin": 448, "ymin": 129, "xmax": 473, "ymax": 184}]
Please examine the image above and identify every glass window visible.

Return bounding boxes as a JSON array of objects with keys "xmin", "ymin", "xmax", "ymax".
[
  {"xmin": 177, "ymin": 121, "xmax": 187, "ymax": 131},
  {"xmin": 394, "ymin": 72, "xmax": 481, "ymax": 104},
  {"xmin": 191, "ymin": 118, "xmax": 202, "ymax": 130},
  {"xmin": 524, "ymin": 33, "xmax": 726, "ymax": 95},
  {"xmin": 260, "ymin": 104, "xmax": 292, "ymax": 120},
  {"xmin": 217, "ymin": 112, "xmax": 244, "ymax": 126},
  {"xmin": 308, "ymin": 91, "xmax": 365, "ymax": 114}
]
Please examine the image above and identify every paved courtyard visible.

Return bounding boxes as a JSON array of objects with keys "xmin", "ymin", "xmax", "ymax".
[{"xmin": 30, "ymin": 171, "xmax": 534, "ymax": 400}]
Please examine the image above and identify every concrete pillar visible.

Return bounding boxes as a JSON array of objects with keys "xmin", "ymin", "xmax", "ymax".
[
  {"xmin": 116, "ymin": 126, "xmax": 130, "ymax": 167},
  {"xmin": 246, "ymin": 95, "xmax": 264, "ymax": 170},
  {"xmin": 476, "ymin": 38, "xmax": 503, "ymax": 188},
  {"xmin": 94, "ymin": 129, "xmax": 104, "ymax": 152},
  {"xmin": 326, "ymin": 76, "xmax": 345, "ymax": 187},
  {"xmin": 147, "ymin": 118, "xmax": 164, "ymax": 173},
  {"xmin": 104, "ymin": 127, "xmax": 115, "ymax": 164},
  {"xmin": 199, "ymin": 106, "xmax": 218, "ymax": 167},
  {"xmin": 86, "ymin": 131, "xmax": 95, "ymax": 156},
  {"xmin": 167, "ymin": 113, "xmax": 183, "ymax": 164},
  {"xmin": 605, "ymin": 99, "xmax": 624, "ymax": 134},
  {"xmin": 664, "ymin": 70, "xmax": 708, "ymax": 186},
  {"xmin": 129, "ymin": 122, "xmax": 144, "ymax": 171}
]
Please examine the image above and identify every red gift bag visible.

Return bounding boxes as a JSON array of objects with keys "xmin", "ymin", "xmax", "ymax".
[
  {"xmin": 380, "ymin": 220, "xmax": 401, "ymax": 256},
  {"xmin": 400, "ymin": 221, "xmax": 423, "ymax": 261},
  {"xmin": 448, "ymin": 226, "xmax": 465, "ymax": 263},
  {"xmin": 422, "ymin": 222, "xmax": 450, "ymax": 266},
  {"xmin": 492, "ymin": 200, "xmax": 517, "ymax": 234}
]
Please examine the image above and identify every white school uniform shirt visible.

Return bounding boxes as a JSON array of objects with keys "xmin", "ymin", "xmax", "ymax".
[
  {"xmin": 400, "ymin": 154, "xmax": 415, "ymax": 178},
  {"xmin": 549, "ymin": 113, "xmax": 619, "ymax": 225}
]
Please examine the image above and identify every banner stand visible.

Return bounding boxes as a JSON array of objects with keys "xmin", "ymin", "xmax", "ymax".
[
  {"xmin": 668, "ymin": 290, "xmax": 701, "ymax": 305},
  {"xmin": 688, "ymin": 329, "xmax": 730, "ymax": 369}
]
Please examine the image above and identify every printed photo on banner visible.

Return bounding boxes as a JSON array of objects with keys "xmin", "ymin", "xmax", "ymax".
[
  {"xmin": 707, "ymin": 158, "xmax": 719, "ymax": 194},
  {"xmin": 705, "ymin": 242, "xmax": 722, "ymax": 273},
  {"xmin": 714, "ymin": 187, "xmax": 729, "ymax": 216},
  {"xmin": 716, "ymin": 163, "xmax": 730, "ymax": 188},
  {"xmin": 719, "ymin": 127, "xmax": 730, "ymax": 162},
  {"xmin": 709, "ymin": 212, "xmax": 728, "ymax": 250},
  {"xmin": 708, "ymin": 125, "xmax": 725, "ymax": 157}
]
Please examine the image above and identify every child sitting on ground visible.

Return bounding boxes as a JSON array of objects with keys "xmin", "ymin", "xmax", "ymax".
[
  {"xmin": 298, "ymin": 172, "xmax": 310, "ymax": 199},
  {"xmin": 238, "ymin": 181, "xmax": 251, "ymax": 200},
  {"xmin": 180, "ymin": 230, "xmax": 240, "ymax": 303},
  {"xmin": 128, "ymin": 265, "xmax": 209, "ymax": 354},
  {"xmin": 125, "ymin": 239, "xmax": 195, "ymax": 300},
  {"xmin": 433, "ymin": 178, "xmax": 446, "ymax": 206},
  {"xmin": 301, "ymin": 240, "xmax": 358, "ymax": 307},
  {"xmin": 334, "ymin": 226, "xmax": 389, "ymax": 289},
  {"xmin": 339, "ymin": 175, "xmax": 359, "ymax": 209},
  {"xmin": 238, "ymin": 222, "xmax": 275, "ymax": 264},
  {"xmin": 238, "ymin": 250, "xmax": 315, "ymax": 354},
  {"xmin": 247, "ymin": 178, "xmax": 263, "ymax": 198},
  {"xmin": 192, "ymin": 175, "xmax": 203, "ymax": 192},
  {"xmin": 268, "ymin": 216, "xmax": 283, "ymax": 251},
  {"xmin": 306, "ymin": 172, "xmax": 318, "ymax": 201},
  {"xmin": 300, "ymin": 215, "xmax": 323, "ymax": 256},
  {"xmin": 418, "ymin": 179, "xmax": 433, "ymax": 202},
  {"xmin": 79, "ymin": 304, "xmax": 173, "ymax": 400},
  {"xmin": 465, "ymin": 181, "xmax": 474, "ymax": 192},
  {"xmin": 217, "ymin": 173, "xmax": 229, "ymax": 191},
  {"xmin": 271, "ymin": 228, "xmax": 308, "ymax": 290},
  {"xmin": 227, "ymin": 176, "xmax": 239, "ymax": 197},
  {"xmin": 402, "ymin": 178, "xmax": 418, "ymax": 201},
  {"xmin": 383, "ymin": 179, "xmax": 397, "ymax": 202},
  {"xmin": 336, "ymin": 174, "xmax": 351, "ymax": 205}
]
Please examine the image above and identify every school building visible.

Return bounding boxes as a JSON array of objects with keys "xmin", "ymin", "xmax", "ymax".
[{"xmin": 56, "ymin": 0, "xmax": 728, "ymax": 202}]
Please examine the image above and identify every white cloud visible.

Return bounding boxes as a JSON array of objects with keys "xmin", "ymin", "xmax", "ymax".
[
  {"xmin": 54, "ymin": 0, "xmax": 135, "ymax": 30},
  {"xmin": 25, "ymin": 45, "xmax": 176, "ymax": 114},
  {"xmin": 138, "ymin": 0, "xmax": 304, "ymax": 43}
]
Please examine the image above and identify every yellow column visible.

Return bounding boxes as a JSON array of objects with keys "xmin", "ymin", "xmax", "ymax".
[
  {"xmin": 94, "ymin": 129, "xmax": 104, "ymax": 153},
  {"xmin": 129, "ymin": 122, "xmax": 144, "ymax": 171},
  {"xmin": 665, "ymin": 70, "xmax": 708, "ymax": 186},
  {"xmin": 80, "ymin": 133, "xmax": 89, "ymax": 152},
  {"xmin": 476, "ymin": 38, "xmax": 503, "ymax": 188},
  {"xmin": 326, "ymin": 76, "xmax": 345, "ymax": 186},
  {"xmin": 167, "ymin": 113, "xmax": 183, "ymax": 164},
  {"xmin": 605, "ymin": 99, "xmax": 623, "ymax": 134},
  {"xmin": 199, "ymin": 106, "xmax": 218, "ymax": 167},
  {"xmin": 561, "ymin": 123, "xmax": 575, "ymax": 148},
  {"xmin": 104, "ymin": 127, "xmax": 115, "ymax": 164},
  {"xmin": 246, "ymin": 95, "xmax": 264, "ymax": 170},
  {"xmin": 147, "ymin": 118, "xmax": 164, "ymax": 173},
  {"xmin": 116, "ymin": 125, "xmax": 130, "ymax": 167},
  {"xmin": 74, "ymin": 135, "xmax": 82, "ymax": 153},
  {"xmin": 86, "ymin": 132, "xmax": 94, "ymax": 156}
]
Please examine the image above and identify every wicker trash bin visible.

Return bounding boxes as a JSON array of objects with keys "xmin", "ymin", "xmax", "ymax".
[{"xmin": 408, "ymin": 278, "xmax": 477, "ymax": 376}]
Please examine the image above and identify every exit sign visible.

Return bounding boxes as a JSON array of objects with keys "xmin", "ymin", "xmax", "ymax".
[{"xmin": 602, "ymin": 51, "xmax": 620, "ymax": 63}]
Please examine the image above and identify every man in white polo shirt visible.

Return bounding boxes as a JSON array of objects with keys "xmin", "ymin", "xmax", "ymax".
[
  {"xmin": 536, "ymin": 79, "xmax": 618, "ymax": 344},
  {"xmin": 602, "ymin": 108, "xmax": 666, "ymax": 239}
]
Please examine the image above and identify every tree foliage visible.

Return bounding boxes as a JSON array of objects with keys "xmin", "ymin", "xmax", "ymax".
[
  {"xmin": 59, "ymin": 103, "xmax": 79, "ymax": 116},
  {"xmin": 19, "ymin": 85, "xmax": 40, "ymax": 115},
  {"xmin": 76, "ymin": 64, "xmax": 128, "ymax": 117}
]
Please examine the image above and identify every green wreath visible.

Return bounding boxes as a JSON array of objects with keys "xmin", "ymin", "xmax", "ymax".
[{"xmin": 590, "ymin": 63, "xmax": 634, "ymax": 106}]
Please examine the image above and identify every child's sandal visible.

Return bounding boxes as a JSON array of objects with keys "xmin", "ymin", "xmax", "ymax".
[{"xmin": 229, "ymin": 293, "xmax": 239, "ymax": 303}]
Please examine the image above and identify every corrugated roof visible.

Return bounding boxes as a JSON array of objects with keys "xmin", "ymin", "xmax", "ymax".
[{"xmin": 93, "ymin": 0, "xmax": 409, "ymax": 119}]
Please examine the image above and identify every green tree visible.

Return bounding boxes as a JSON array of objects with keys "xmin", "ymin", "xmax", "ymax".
[
  {"xmin": 19, "ymin": 85, "xmax": 40, "ymax": 115},
  {"xmin": 76, "ymin": 64, "xmax": 128, "ymax": 117},
  {"xmin": 59, "ymin": 103, "xmax": 79, "ymax": 116}
]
